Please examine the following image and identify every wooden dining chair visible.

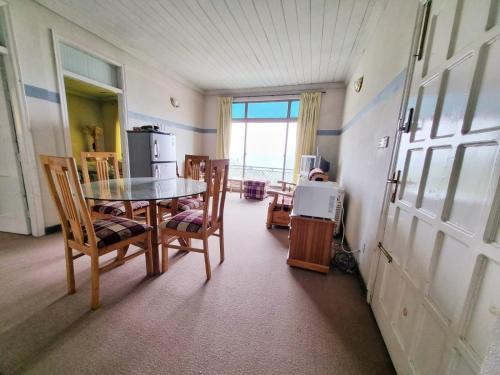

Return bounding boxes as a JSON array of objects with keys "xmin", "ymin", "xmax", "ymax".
[
  {"xmin": 81, "ymin": 152, "xmax": 149, "ymax": 220},
  {"xmin": 160, "ymin": 159, "xmax": 229, "ymax": 280},
  {"xmin": 157, "ymin": 154, "xmax": 209, "ymax": 222},
  {"xmin": 40, "ymin": 155, "xmax": 153, "ymax": 309}
]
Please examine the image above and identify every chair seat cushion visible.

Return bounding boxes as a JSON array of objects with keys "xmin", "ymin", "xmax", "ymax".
[
  {"xmin": 160, "ymin": 210, "xmax": 210, "ymax": 234},
  {"xmin": 92, "ymin": 216, "xmax": 151, "ymax": 248},
  {"xmin": 92, "ymin": 200, "xmax": 149, "ymax": 216},
  {"xmin": 271, "ymin": 195, "xmax": 293, "ymax": 211},
  {"xmin": 157, "ymin": 197, "xmax": 203, "ymax": 211}
]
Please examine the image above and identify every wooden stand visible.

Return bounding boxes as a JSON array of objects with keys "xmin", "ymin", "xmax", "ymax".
[{"xmin": 287, "ymin": 213, "xmax": 335, "ymax": 274}]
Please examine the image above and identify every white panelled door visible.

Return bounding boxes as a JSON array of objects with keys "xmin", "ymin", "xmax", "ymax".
[
  {"xmin": 0, "ymin": 55, "xmax": 30, "ymax": 234},
  {"xmin": 371, "ymin": 0, "xmax": 500, "ymax": 374}
]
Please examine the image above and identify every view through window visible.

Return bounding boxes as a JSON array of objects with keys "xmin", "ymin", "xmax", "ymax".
[{"xmin": 229, "ymin": 100, "xmax": 299, "ymax": 185}]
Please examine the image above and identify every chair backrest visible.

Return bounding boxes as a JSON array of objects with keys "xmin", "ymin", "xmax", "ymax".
[
  {"xmin": 40, "ymin": 155, "xmax": 96, "ymax": 248},
  {"xmin": 184, "ymin": 154, "xmax": 209, "ymax": 181},
  {"xmin": 202, "ymin": 159, "xmax": 229, "ymax": 229},
  {"xmin": 81, "ymin": 152, "xmax": 121, "ymax": 184}
]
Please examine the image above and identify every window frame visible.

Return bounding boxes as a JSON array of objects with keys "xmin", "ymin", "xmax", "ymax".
[{"xmin": 231, "ymin": 99, "xmax": 299, "ymax": 182}]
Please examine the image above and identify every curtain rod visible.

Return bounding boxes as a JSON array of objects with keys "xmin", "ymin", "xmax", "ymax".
[{"xmin": 231, "ymin": 91, "xmax": 326, "ymax": 99}]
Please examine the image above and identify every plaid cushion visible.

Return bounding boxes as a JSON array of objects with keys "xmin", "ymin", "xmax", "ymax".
[
  {"xmin": 271, "ymin": 195, "xmax": 293, "ymax": 211},
  {"xmin": 160, "ymin": 210, "xmax": 210, "ymax": 233},
  {"xmin": 91, "ymin": 216, "xmax": 151, "ymax": 248},
  {"xmin": 243, "ymin": 180, "xmax": 267, "ymax": 199},
  {"xmin": 157, "ymin": 197, "xmax": 203, "ymax": 211},
  {"xmin": 92, "ymin": 201, "xmax": 149, "ymax": 216}
]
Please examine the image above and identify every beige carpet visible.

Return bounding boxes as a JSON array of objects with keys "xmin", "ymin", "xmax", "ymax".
[{"xmin": 0, "ymin": 194, "xmax": 394, "ymax": 375}]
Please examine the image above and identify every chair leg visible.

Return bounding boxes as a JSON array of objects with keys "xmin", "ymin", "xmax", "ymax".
[
  {"xmin": 90, "ymin": 254, "xmax": 100, "ymax": 310},
  {"xmin": 64, "ymin": 242, "xmax": 76, "ymax": 294},
  {"xmin": 157, "ymin": 206, "xmax": 164, "ymax": 224},
  {"xmin": 162, "ymin": 242, "xmax": 169, "ymax": 273},
  {"xmin": 219, "ymin": 225, "xmax": 225, "ymax": 263},
  {"xmin": 145, "ymin": 232, "xmax": 153, "ymax": 276},
  {"xmin": 117, "ymin": 246, "xmax": 128, "ymax": 263},
  {"xmin": 203, "ymin": 237, "xmax": 211, "ymax": 280}
]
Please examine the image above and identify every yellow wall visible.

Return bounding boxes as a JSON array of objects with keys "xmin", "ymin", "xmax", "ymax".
[{"xmin": 66, "ymin": 93, "xmax": 120, "ymax": 164}]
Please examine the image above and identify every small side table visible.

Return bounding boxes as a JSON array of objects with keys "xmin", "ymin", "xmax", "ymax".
[
  {"xmin": 227, "ymin": 178, "xmax": 243, "ymax": 198},
  {"xmin": 287, "ymin": 212, "xmax": 335, "ymax": 274}
]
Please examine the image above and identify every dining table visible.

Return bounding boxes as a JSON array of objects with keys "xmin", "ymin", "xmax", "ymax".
[{"xmin": 81, "ymin": 177, "xmax": 207, "ymax": 275}]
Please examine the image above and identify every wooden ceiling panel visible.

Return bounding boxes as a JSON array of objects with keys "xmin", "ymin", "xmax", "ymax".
[{"xmin": 36, "ymin": 0, "xmax": 386, "ymax": 90}]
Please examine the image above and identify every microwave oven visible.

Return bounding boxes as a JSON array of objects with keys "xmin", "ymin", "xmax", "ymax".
[{"xmin": 293, "ymin": 180, "xmax": 345, "ymax": 233}]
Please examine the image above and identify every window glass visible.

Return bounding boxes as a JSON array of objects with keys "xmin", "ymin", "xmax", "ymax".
[
  {"xmin": 232, "ymin": 103, "xmax": 245, "ymax": 119},
  {"xmin": 245, "ymin": 122, "xmax": 286, "ymax": 184},
  {"xmin": 229, "ymin": 122, "xmax": 245, "ymax": 178},
  {"xmin": 247, "ymin": 101, "xmax": 288, "ymax": 118},
  {"xmin": 284, "ymin": 122, "xmax": 297, "ymax": 182},
  {"xmin": 290, "ymin": 100, "xmax": 300, "ymax": 118}
]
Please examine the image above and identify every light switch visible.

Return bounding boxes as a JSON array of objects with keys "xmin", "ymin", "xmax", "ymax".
[{"xmin": 378, "ymin": 136, "xmax": 389, "ymax": 149}]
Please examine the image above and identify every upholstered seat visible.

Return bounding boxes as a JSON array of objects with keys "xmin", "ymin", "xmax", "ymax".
[
  {"xmin": 243, "ymin": 180, "xmax": 268, "ymax": 199},
  {"xmin": 157, "ymin": 197, "xmax": 203, "ymax": 212},
  {"xmin": 90, "ymin": 216, "xmax": 152, "ymax": 248},
  {"xmin": 160, "ymin": 209, "xmax": 211, "ymax": 234},
  {"xmin": 92, "ymin": 200, "xmax": 149, "ymax": 216},
  {"xmin": 271, "ymin": 195, "xmax": 293, "ymax": 211}
]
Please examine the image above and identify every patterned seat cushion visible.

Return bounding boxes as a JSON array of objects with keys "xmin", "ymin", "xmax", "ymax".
[
  {"xmin": 271, "ymin": 195, "xmax": 293, "ymax": 211},
  {"xmin": 157, "ymin": 197, "xmax": 203, "ymax": 211},
  {"xmin": 92, "ymin": 200, "xmax": 149, "ymax": 216},
  {"xmin": 243, "ymin": 180, "xmax": 267, "ymax": 199},
  {"xmin": 160, "ymin": 210, "xmax": 210, "ymax": 234},
  {"xmin": 91, "ymin": 216, "xmax": 151, "ymax": 248}
]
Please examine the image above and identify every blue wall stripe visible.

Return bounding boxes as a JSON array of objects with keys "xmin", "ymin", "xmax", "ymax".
[
  {"xmin": 340, "ymin": 69, "xmax": 407, "ymax": 134},
  {"xmin": 317, "ymin": 129, "xmax": 342, "ymax": 136},
  {"xmin": 23, "ymin": 69, "xmax": 406, "ymax": 138},
  {"xmin": 128, "ymin": 111, "xmax": 211, "ymax": 134},
  {"xmin": 24, "ymin": 84, "xmax": 60, "ymax": 103}
]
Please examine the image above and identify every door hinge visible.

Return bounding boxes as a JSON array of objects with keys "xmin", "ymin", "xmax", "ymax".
[
  {"xmin": 378, "ymin": 242, "xmax": 393, "ymax": 263},
  {"xmin": 387, "ymin": 170, "xmax": 401, "ymax": 203}
]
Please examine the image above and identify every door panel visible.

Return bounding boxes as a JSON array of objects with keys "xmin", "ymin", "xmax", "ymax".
[
  {"xmin": 372, "ymin": 1, "xmax": 500, "ymax": 373},
  {"xmin": 0, "ymin": 56, "xmax": 29, "ymax": 234}
]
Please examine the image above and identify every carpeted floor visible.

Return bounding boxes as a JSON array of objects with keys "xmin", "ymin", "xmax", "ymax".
[{"xmin": 0, "ymin": 194, "xmax": 395, "ymax": 375}]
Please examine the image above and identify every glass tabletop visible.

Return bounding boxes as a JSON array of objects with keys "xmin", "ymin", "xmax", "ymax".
[{"xmin": 81, "ymin": 177, "xmax": 207, "ymax": 201}]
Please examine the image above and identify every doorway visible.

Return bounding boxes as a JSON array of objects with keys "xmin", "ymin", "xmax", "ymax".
[
  {"xmin": 52, "ymin": 34, "xmax": 129, "ymax": 178},
  {"xmin": 64, "ymin": 76, "xmax": 122, "ymax": 178}
]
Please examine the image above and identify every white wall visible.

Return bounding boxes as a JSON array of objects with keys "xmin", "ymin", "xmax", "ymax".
[
  {"xmin": 337, "ymin": 0, "xmax": 419, "ymax": 280},
  {"xmin": 7, "ymin": 0, "xmax": 205, "ymax": 229},
  {"xmin": 202, "ymin": 87, "xmax": 345, "ymax": 179}
]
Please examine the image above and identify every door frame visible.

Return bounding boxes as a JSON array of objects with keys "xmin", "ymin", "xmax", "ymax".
[
  {"xmin": 0, "ymin": 1, "xmax": 45, "ymax": 236},
  {"xmin": 366, "ymin": 0, "xmax": 428, "ymax": 302},
  {"xmin": 50, "ymin": 30, "xmax": 131, "ymax": 177}
]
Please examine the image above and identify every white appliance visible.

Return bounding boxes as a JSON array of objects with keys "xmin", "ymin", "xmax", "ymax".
[
  {"xmin": 127, "ymin": 130, "xmax": 177, "ymax": 179},
  {"xmin": 293, "ymin": 179, "xmax": 345, "ymax": 235}
]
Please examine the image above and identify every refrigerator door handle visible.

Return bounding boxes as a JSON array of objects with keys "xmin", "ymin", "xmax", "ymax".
[
  {"xmin": 153, "ymin": 140, "xmax": 159, "ymax": 160},
  {"xmin": 154, "ymin": 164, "xmax": 160, "ymax": 178}
]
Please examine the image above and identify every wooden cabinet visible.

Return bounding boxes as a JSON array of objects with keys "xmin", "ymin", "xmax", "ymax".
[{"xmin": 287, "ymin": 213, "xmax": 335, "ymax": 274}]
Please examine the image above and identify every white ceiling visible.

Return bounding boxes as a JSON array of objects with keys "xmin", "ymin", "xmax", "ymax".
[{"xmin": 37, "ymin": 0, "xmax": 387, "ymax": 91}]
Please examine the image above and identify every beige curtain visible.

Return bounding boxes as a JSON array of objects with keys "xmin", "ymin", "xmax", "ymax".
[
  {"xmin": 293, "ymin": 92, "xmax": 322, "ymax": 181},
  {"xmin": 216, "ymin": 97, "xmax": 232, "ymax": 159}
]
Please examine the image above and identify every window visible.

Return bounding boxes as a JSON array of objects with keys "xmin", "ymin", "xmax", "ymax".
[{"xmin": 229, "ymin": 100, "xmax": 299, "ymax": 184}]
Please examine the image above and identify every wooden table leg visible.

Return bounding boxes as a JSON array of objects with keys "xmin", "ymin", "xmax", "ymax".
[{"xmin": 148, "ymin": 199, "xmax": 160, "ymax": 275}]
